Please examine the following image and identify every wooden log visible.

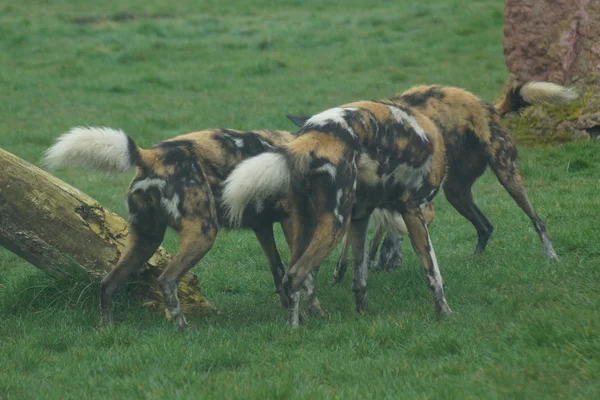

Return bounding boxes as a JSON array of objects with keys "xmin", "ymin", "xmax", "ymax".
[{"xmin": 0, "ymin": 147, "xmax": 215, "ymax": 315}]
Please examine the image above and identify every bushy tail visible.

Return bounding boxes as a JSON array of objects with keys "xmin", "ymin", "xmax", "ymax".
[
  {"xmin": 43, "ymin": 126, "xmax": 144, "ymax": 174},
  {"xmin": 222, "ymin": 152, "xmax": 291, "ymax": 227},
  {"xmin": 495, "ymin": 81, "xmax": 578, "ymax": 117}
]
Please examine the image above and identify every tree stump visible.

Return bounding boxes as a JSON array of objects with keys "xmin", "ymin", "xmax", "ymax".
[
  {"xmin": 0, "ymin": 147, "xmax": 215, "ymax": 315},
  {"xmin": 502, "ymin": 0, "xmax": 600, "ymax": 145}
]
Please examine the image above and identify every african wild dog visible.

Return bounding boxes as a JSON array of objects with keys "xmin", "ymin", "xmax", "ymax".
[
  {"xmin": 223, "ymin": 81, "xmax": 575, "ymax": 325},
  {"xmin": 285, "ymin": 115, "xmax": 430, "ymax": 278},
  {"xmin": 43, "ymin": 127, "xmax": 326, "ymax": 328},
  {"xmin": 287, "ymin": 81, "xmax": 577, "ymax": 284},
  {"xmin": 223, "ymin": 99, "xmax": 449, "ymax": 326}
]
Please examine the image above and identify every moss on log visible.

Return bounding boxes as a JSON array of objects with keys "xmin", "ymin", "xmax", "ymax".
[{"xmin": 0, "ymin": 147, "xmax": 215, "ymax": 315}]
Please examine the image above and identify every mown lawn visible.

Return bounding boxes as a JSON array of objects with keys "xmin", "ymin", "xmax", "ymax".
[{"xmin": 1, "ymin": 0, "xmax": 599, "ymax": 398}]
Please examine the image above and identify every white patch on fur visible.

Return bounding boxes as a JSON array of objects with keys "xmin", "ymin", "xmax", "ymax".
[
  {"xmin": 314, "ymin": 163, "xmax": 336, "ymax": 179},
  {"xmin": 427, "ymin": 187, "xmax": 438, "ymax": 201},
  {"xmin": 43, "ymin": 126, "xmax": 134, "ymax": 173},
  {"xmin": 307, "ymin": 107, "xmax": 347, "ymax": 127},
  {"xmin": 426, "ymin": 232, "xmax": 444, "ymax": 289},
  {"xmin": 222, "ymin": 152, "xmax": 290, "ymax": 227},
  {"xmin": 161, "ymin": 194, "xmax": 181, "ymax": 221},
  {"xmin": 333, "ymin": 189, "xmax": 344, "ymax": 223},
  {"xmin": 306, "ymin": 107, "xmax": 358, "ymax": 137},
  {"xmin": 131, "ymin": 178, "xmax": 166, "ymax": 192},
  {"xmin": 387, "ymin": 106, "xmax": 429, "ymax": 142},
  {"xmin": 521, "ymin": 82, "xmax": 578, "ymax": 105}
]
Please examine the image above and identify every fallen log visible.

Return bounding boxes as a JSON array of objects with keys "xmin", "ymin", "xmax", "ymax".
[{"xmin": 0, "ymin": 147, "xmax": 215, "ymax": 315}]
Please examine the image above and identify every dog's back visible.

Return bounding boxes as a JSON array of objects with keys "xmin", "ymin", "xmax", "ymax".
[{"xmin": 128, "ymin": 129, "xmax": 295, "ymax": 230}]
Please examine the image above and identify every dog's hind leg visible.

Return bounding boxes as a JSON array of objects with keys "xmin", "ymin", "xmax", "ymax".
[
  {"xmin": 157, "ymin": 217, "xmax": 218, "ymax": 329},
  {"xmin": 443, "ymin": 174, "xmax": 494, "ymax": 255},
  {"xmin": 254, "ymin": 225, "xmax": 286, "ymax": 294},
  {"xmin": 402, "ymin": 208, "xmax": 452, "ymax": 316},
  {"xmin": 331, "ymin": 233, "xmax": 350, "ymax": 285},
  {"xmin": 347, "ymin": 215, "xmax": 371, "ymax": 312},
  {"xmin": 484, "ymin": 133, "xmax": 558, "ymax": 259},
  {"xmin": 280, "ymin": 216, "xmax": 327, "ymax": 318},
  {"xmin": 283, "ymin": 215, "xmax": 346, "ymax": 326}
]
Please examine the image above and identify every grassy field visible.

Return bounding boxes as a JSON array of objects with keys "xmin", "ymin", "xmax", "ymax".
[{"xmin": 1, "ymin": 0, "xmax": 599, "ymax": 398}]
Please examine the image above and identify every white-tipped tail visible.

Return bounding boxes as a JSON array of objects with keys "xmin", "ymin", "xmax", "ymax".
[
  {"xmin": 370, "ymin": 209, "xmax": 408, "ymax": 236},
  {"xmin": 222, "ymin": 152, "xmax": 291, "ymax": 227},
  {"xmin": 43, "ymin": 126, "xmax": 136, "ymax": 174},
  {"xmin": 520, "ymin": 82, "xmax": 578, "ymax": 105}
]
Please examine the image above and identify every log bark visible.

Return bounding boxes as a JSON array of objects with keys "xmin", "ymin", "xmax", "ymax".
[
  {"xmin": 502, "ymin": 0, "xmax": 600, "ymax": 145},
  {"xmin": 0, "ymin": 147, "xmax": 215, "ymax": 315}
]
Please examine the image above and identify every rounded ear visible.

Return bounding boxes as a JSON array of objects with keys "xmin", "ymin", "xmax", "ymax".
[{"xmin": 285, "ymin": 115, "xmax": 311, "ymax": 127}]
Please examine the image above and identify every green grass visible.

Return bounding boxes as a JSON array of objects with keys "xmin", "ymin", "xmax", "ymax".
[{"xmin": 1, "ymin": 0, "xmax": 599, "ymax": 398}]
